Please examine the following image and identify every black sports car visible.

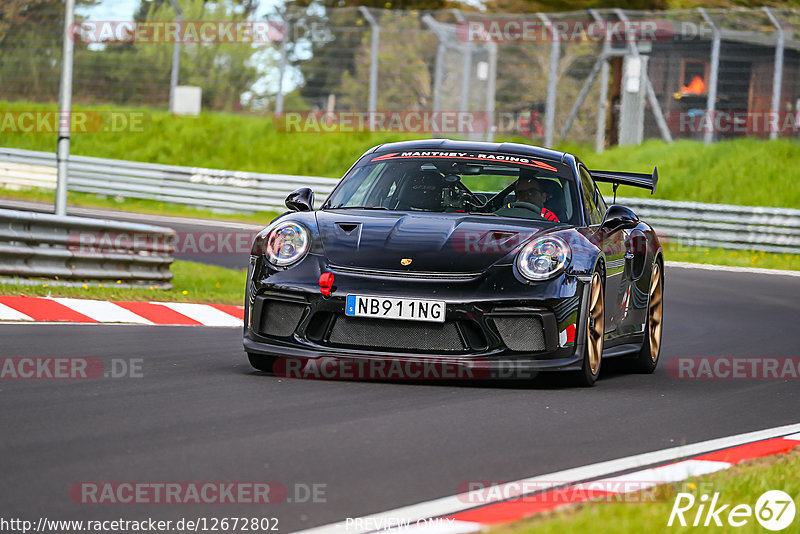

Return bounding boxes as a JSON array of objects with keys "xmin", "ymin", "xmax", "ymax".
[{"xmin": 243, "ymin": 140, "xmax": 663, "ymax": 386}]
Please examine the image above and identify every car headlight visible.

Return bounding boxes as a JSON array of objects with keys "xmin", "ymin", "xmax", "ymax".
[
  {"xmin": 516, "ymin": 235, "xmax": 570, "ymax": 280},
  {"xmin": 262, "ymin": 221, "xmax": 310, "ymax": 267}
]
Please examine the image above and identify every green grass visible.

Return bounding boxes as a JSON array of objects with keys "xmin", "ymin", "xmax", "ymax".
[
  {"xmin": 0, "ymin": 100, "xmax": 416, "ymax": 177},
  {"xmin": 0, "ymin": 186, "xmax": 279, "ymax": 225},
  {"xmin": 663, "ymin": 242, "xmax": 800, "ymax": 271},
  {"xmin": 496, "ymin": 447, "xmax": 800, "ymax": 534},
  {"xmin": 582, "ymin": 138, "xmax": 800, "ymax": 209},
  {"xmin": 0, "ymin": 260, "xmax": 246, "ymax": 305},
  {"xmin": 3, "ymin": 101, "xmax": 800, "ymax": 209}
]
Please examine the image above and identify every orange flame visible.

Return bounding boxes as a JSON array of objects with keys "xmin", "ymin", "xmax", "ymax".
[{"xmin": 681, "ymin": 76, "xmax": 706, "ymax": 95}]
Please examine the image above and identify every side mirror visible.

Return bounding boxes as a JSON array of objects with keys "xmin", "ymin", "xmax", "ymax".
[
  {"xmin": 285, "ymin": 188, "xmax": 314, "ymax": 212},
  {"xmin": 601, "ymin": 204, "xmax": 638, "ymax": 231}
]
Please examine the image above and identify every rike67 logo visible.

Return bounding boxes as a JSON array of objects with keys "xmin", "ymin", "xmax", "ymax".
[{"xmin": 668, "ymin": 490, "xmax": 796, "ymax": 531}]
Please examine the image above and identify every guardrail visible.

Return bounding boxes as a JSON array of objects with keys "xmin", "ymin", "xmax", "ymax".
[
  {"xmin": 0, "ymin": 208, "xmax": 176, "ymax": 288},
  {"xmin": 1, "ymin": 147, "xmax": 799, "ymax": 255},
  {"xmin": 0, "ymin": 147, "xmax": 340, "ymax": 212},
  {"xmin": 619, "ymin": 197, "xmax": 800, "ymax": 255}
]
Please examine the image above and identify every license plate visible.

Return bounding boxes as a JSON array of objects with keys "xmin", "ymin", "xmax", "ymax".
[{"xmin": 345, "ymin": 295, "xmax": 446, "ymax": 323}]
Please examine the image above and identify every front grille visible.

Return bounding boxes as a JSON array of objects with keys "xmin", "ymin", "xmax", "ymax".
[
  {"xmin": 328, "ymin": 316, "xmax": 466, "ymax": 352},
  {"xmin": 492, "ymin": 316, "xmax": 546, "ymax": 351},
  {"xmin": 258, "ymin": 300, "xmax": 307, "ymax": 337}
]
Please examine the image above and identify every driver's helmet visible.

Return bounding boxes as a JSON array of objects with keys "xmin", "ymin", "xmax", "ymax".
[{"xmin": 513, "ymin": 170, "xmax": 546, "ymax": 206}]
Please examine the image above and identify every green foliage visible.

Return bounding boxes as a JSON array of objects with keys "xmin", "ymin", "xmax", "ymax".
[
  {"xmin": 1, "ymin": 101, "xmax": 799, "ymax": 208},
  {"xmin": 497, "ymin": 449, "xmax": 800, "ymax": 534},
  {"xmin": 0, "ymin": 260, "xmax": 246, "ymax": 304},
  {"xmin": 0, "ymin": 100, "xmax": 416, "ymax": 177},
  {"xmin": 339, "ymin": 14, "xmax": 436, "ymax": 111},
  {"xmin": 0, "ymin": 0, "xmax": 98, "ymax": 102},
  {"xmin": 580, "ymin": 138, "xmax": 800, "ymax": 209},
  {"xmin": 664, "ymin": 242, "xmax": 800, "ymax": 271}
]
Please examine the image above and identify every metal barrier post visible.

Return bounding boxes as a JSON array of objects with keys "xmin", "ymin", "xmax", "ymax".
[
  {"xmin": 538, "ymin": 13, "xmax": 560, "ymax": 148},
  {"xmin": 55, "ymin": 0, "xmax": 75, "ymax": 217},
  {"xmin": 698, "ymin": 8, "xmax": 720, "ymax": 145},
  {"xmin": 764, "ymin": 7, "xmax": 785, "ymax": 141},
  {"xmin": 359, "ymin": 7, "xmax": 380, "ymax": 129}
]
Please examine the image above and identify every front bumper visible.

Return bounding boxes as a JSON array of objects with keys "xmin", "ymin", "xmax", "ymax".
[{"xmin": 243, "ymin": 255, "xmax": 591, "ymax": 375}]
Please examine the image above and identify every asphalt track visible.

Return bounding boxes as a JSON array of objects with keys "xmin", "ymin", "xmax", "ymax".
[{"xmin": 1, "ymin": 266, "xmax": 799, "ymax": 532}]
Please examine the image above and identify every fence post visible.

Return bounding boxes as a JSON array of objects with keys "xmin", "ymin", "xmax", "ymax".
[
  {"xmin": 698, "ymin": 8, "xmax": 720, "ymax": 145},
  {"xmin": 166, "ymin": 0, "xmax": 183, "ymax": 113},
  {"xmin": 764, "ymin": 7, "xmax": 785, "ymax": 141},
  {"xmin": 55, "ymin": 0, "xmax": 76, "ymax": 217},
  {"xmin": 423, "ymin": 15, "xmax": 447, "ymax": 136},
  {"xmin": 275, "ymin": 16, "xmax": 289, "ymax": 115},
  {"xmin": 359, "ymin": 7, "xmax": 380, "ymax": 128},
  {"xmin": 452, "ymin": 10, "xmax": 472, "ymax": 114},
  {"xmin": 538, "ymin": 13, "xmax": 559, "ymax": 148},
  {"xmin": 614, "ymin": 9, "xmax": 672, "ymax": 144},
  {"xmin": 485, "ymin": 41, "xmax": 497, "ymax": 142},
  {"xmin": 589, "ymin": 9, "xmax": 609, "ymax": 153}
]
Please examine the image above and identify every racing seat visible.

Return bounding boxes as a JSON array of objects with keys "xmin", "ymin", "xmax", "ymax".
[{"xmin": 396, "ymin": 171, "xmax": 445, "ymax": 211}]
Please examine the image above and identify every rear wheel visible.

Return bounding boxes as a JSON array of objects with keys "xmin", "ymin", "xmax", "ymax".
[
  {"xmin": 247, "ymin": 352, "xmax": 276, "ymax": 373},
  {"xmin": 574, "ymin": 271, "xmax": 604, "ymax": 387},
  {"xmin": 629, "ymin": 261, "xmax": 663, "ymax": 373}
]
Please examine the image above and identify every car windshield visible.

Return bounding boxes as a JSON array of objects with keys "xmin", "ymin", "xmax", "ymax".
[{"xmin": 325, "ymin": 153, "xmax": 580, "ymax": 224}]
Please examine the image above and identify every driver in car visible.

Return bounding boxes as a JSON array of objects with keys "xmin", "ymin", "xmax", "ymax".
[{"xmin": 494, "ymin": 172, "xmax": 560, "ymax": 222}]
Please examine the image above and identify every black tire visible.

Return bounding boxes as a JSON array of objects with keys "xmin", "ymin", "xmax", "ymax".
[
  {"xmin": 628, "ymin": 260, "xmax": 664, "ymax": 374},
  {"xmin": 247, "ymin": 352, "xmax": 276, "ymax": 373},
  {"xmin": 574, "ymin": 271, "xmax": 604, "ymax": 387}
]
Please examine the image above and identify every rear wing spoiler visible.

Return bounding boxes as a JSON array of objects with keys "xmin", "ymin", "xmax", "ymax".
[{"xmin": 589, "ymin": 167, "xmax": 658, "ymax": 195}]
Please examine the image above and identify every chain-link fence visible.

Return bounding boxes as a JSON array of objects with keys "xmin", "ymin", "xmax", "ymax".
[{"xmin": 2, "ymin": 2, "xmax": 799, "ymax": 148}]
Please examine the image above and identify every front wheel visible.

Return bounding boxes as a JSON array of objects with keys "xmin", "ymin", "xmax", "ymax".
[
  {"xmin": 247, "ymin": 352, "xmax": 276, "ymax": 373},
  {"xmin": 574, "ymin": 271, "xmax": 604, "ymax": 387},
  {"xmin": 628, "ymin": 261, "xmax": 663, "ymax": 373}
]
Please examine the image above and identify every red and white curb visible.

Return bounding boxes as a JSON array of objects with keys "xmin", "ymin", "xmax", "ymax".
[
  {"xmin": 299, "ymin": 423, "xmax": 800, "ymax": 533},
  {"xmin": 0, "ymin": 296, "xmax": 243, "ymax": 327}
]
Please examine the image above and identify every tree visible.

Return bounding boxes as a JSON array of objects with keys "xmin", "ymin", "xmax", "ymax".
[
  {"xmin": 274, "ymin": 0, "xmax": 462, "ymax": 110},
  {"xmin": 0, "ymin": 0, "xmax": 97, "ymax": 102},
  {"xmin": 339, "ymin": 13, "xmax": 437, "ymax": 111},
  {"xmin": 68, "ymin": 0, "xmax": 266, "ymax": 110}
]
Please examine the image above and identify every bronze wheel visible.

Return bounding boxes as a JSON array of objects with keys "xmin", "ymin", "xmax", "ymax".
[
  {"xmin": 587, "ymin": 271, "xmax": 604, "ymax": 375},
  {"xmin": 647, "ymin": 262, "xmax": 663, "ymax": 362},
  {"xmin": 572, "ymin": 270, "xmax": 604, "ymax": 387},
  {"xmin": 629, "ymin": 260, "xmax": 664, "ymax": 374}
]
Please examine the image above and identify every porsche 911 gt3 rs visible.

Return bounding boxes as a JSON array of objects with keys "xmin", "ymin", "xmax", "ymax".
[{"xmin": 243, "ymin": 139, "xmax": 664, "ymax": 386}]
